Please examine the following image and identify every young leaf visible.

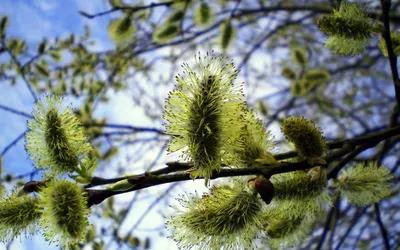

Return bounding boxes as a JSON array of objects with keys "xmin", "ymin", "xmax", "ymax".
[
  {"xmin": 282, "ymin": 67, "xmax": 297, "ymax": 80},
  {"xmin": 219, "ymin": 20, "xmax": 235, "ymax": 50},
  {"xmin": 290, "ymin": 46, "xmax": 308, "ymax": 67},
  {"xmin": 152, "ymin": 24, "xmax": 179, "ymax": 44},
  {"xmin": 194, "ymin": 2, "xmax": 214, "ymax": 27},
  {"xmin": 303, "ymin": 68, "xmax": 331, "ymax": 83}
]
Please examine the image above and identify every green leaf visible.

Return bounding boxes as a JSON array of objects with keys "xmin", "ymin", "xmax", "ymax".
[{"xmin": 108, "ymin": 14, "xmax": 136, "ymax": 44}]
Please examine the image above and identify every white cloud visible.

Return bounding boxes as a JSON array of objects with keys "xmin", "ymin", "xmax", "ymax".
[{"xmin": 31, "ymin": 0, "xmax": 58, "ymax": 11}]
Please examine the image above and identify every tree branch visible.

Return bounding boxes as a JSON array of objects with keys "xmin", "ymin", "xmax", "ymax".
[{"xmin": 380, "ymin": 0, "xmax": 400, "ymax": 106}]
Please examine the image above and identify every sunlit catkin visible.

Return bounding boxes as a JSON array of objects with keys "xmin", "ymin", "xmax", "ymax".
[
  {"xmin": 38, "ymin": 180, "xmax": 90, "ymax": 247},
  {"xmin": 167, "ymin": 182, "xmax": 263, "ymax": 250},
  {"xmin": 164, "ymin": 52, "xmax": 245, "ymax": 183},
  {"xmin": 25, "ymin": 95, "xmax": 91, "ymax": 174},
  {"xmin": 0, "ymin": 196, "xmax": 41, "ymax": 241},
  {"xmin": 281, "ymin": 116, "xmax": 327, "ymax": 160}
]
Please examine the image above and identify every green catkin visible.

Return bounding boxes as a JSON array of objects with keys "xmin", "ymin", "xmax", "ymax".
[
  {"xmin": 317, "ymin": 2, "xmax": 375, "ymax": 55},
  {"xmin": 236, "ymin": 109, "xmax": 276, "ymax": 168},
  {"xmin": 0, "ymin": 196, "xmax": 41, "ymax": 241},
  {"xmin": 38, "ymin": 180, "xmax": 90, "ymax": 247},
  {"xmin": 167, "ymin": 182, "xmax": 262, "ymax": 250},
  {"xmin": 335, "ymin": 162, "xmax": 393, "ymax": 206},
  {"xmin": 270, "ymin": 170, "xmax": 329, "ymax": 217},
  {"xmin": 281, "ymin": 116, "xmax": 327, "ymax": 160},
  {"xmin": 378, "ymin": 31, "xmax": 400, "ymax": 57},
  {"xmin": 25, "ymin": 95, "xmax": 91, "ymax": 174},
  {"xmin": 45, "ymin": 109, "xmax": 79, "ymax": 171},
  {"xmin": 163, "ymin": 52, "xmax": 245, "ymax": 183}
]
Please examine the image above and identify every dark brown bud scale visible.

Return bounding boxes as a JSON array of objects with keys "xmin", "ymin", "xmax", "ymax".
[{"xmin": 254, "ymin": 176, "xmax": 274, "ymax": 205}]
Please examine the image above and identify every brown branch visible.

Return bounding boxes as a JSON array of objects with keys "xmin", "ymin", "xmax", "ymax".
[
  {"xmin": 84, "ymin": 125, "xmax": 400, "ymax": 206},
  {"xmin": 22, "ymin": 125, "xmax": 400, "ymax": 207}
]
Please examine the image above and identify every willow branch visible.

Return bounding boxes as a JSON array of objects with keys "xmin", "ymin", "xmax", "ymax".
[{"xmin": 380, "ymin": 0, "xmax": 400, "ymax": 106}]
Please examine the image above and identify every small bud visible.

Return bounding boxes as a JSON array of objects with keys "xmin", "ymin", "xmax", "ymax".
[
  {"xmin": 167, "ymin": 10, "xmax": 185, "ymax": 23},
  {"xmin": 253, "ymin": 176, "xmax": 274, "ymax": 205},
  {"xmin": 303, "ymin": 68, "xmax": 331, "ymax": 83},
  {"xmin": 106, "ymin": 179, "xmax": 136, "ymax": 191}
]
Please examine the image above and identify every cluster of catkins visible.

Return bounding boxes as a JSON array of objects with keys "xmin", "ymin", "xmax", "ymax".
[
  {"xmin": 163, "ymin": 52, "xmax": 393, "ymax": 249},
  {"xmin": 1, "ymin": 95, "xmax": 95, "ymax": 248}
]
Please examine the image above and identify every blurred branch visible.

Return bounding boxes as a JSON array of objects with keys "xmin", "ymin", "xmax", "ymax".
[
  {"xmin": 380, "ymin": 0, "xmax": 400, "ymax": 106},
  {"xmin": 82, "ymin": 122, "xmax": 165, "ymax": 135},
  {"xmin": 79, "ymin": 1, "xmax": 174, "ymax": 19},
  {"xmin": 0, "ymin": 104, "xmax": 32, "ymax": 119},
  {"xmin": 374, "ymin": 203, "xmax": 391, "ymax": 250}
]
